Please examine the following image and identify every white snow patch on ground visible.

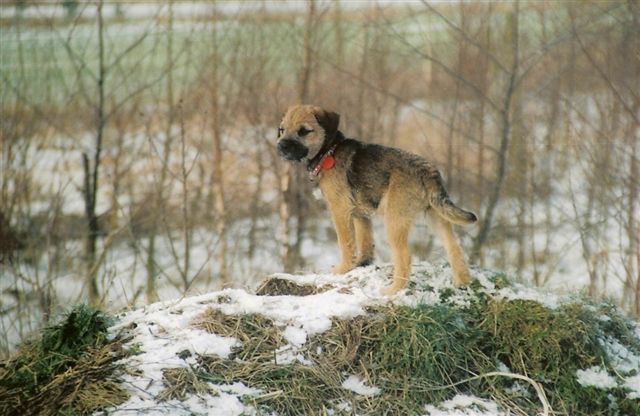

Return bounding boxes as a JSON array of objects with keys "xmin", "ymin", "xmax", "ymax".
[
  {"xmin": 283, "ymin": 325, "xmax": 307, "ymax": 347},
  {"xmin": 341, "ymin": 375, "xmax": 381, "ymax": 397},
  {"xmin": 274, "ymin": 345, "xmax": 312, "ymax": 365},
  {"xmin": 600, "ymin": 337, "xmax": 640, "ymax": 374},
  {"xmin": 595, "ymin": 336, "xmax": 640, "ymax": 400},
  {"xmin": 576, "ymin": 366, "xmax": 618, "ymax": 389},
  {"xmin": 424, "ymin": 394, "xmax": 503, "ymax": 416},
  {"xmin": 624, "ymin": 375, "xmax": 640, "ymax": 400}
]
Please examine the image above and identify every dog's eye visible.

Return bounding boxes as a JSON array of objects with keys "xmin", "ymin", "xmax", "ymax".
[
  {"xmin": 277, "ymin": 127, "xmax": 284, "ymax": 137},
  {"xmin": 298, "ymin": 127, "xmax": 313, "ymax": 137}
]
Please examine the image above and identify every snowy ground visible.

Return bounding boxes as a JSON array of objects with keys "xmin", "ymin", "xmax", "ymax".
[{"xmin": 106, "ymin": 261, "xmax": 640, "ymax": 416}]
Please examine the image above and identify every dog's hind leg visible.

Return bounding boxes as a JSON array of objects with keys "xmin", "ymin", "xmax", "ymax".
[
  {"xmin": 380, "ymin": 175, "xmax": 422, "ymax": 295},
  {"xmin": 381, "ymin": 213, "xmax": 413, "ymax": 295},
  {"xmin": 354, "ymin": 216, "xmax": 374, "ymax": 267},
  {"xmin": 427, "ymin": 212, "xmax": 471, "ymax": 287}
]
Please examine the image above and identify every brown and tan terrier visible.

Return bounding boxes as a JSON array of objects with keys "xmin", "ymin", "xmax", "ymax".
[{"xmin": 277, "ymin": 104, "xmax": 477, "ymax": 295}]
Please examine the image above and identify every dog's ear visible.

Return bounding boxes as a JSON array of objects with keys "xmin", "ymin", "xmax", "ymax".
[{"xmin": 314, "ymin": 109, "xmax": 340, "ymax": 137}]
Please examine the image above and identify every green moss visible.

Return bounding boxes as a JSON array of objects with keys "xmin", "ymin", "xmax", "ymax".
[
  {"xmin": 479, "ymin": 299, "xmax": 640, "ymax": 415},
  {"xmin": 0, "ymin": 304, "xmax": 128, "ymax": 415},
  {"xmin": 483, "ymin": 300, "xmax": 602, "ymax": 380},
  {"xmin": 487, "ymin": 272, "xmax": 511, "ymax": 289},
  {"xmin": 367, "ymin": 305, "xmax": 489, "ymax": 405},
  {"xmin": 1, "ymin": 305, "xmax": 113, "ymax": 394}
]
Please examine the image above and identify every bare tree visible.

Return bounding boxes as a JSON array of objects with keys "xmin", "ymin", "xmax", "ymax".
[
  {"xmin": 471, "ymin": 0, "xmax": 520, "ymax": 263},
  {"xmin": 81, "ymin": 0, "xmax": 106, "ymax": 306},
  {"xmin": 621, "ymin": 0, "xmax": 639, "ymax": 317},
  {"xmin": 209, "ymin": 0, "xmax": 229, "ymax": 287},
  {"xmin": 145, "ymin": 0, "xmax": 175, "ymax": 303}
]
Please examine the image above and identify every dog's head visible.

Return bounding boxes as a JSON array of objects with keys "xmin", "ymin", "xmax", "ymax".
[{"xmin": 277, "ymin": 105, "xmax": 340, "ymax": 162}]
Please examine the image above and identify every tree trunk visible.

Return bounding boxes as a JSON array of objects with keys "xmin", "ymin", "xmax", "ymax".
[
  {"xmin": 248, "ymin": 134, "xmax": 265, "ymax": 259},
  {"xmin": 355, "ymin": 21, "xmax": 371, "ymax": 139},
  {"xmin": 471, "ymin": 1, "xmax": 519, "ymax": 263},
  {"xmin": 212, "ymin": 111, "xmax": 228, "ymax": 287},
  {"xmin": 210, "ymin": 2, "xmax": 228, "ymax": 287},
  {"xmin": 146, "ymin": 0, "xmax": 174, "ymax": 303},
  {"xmin": 625, "ymin": 0, "xmax": 639, "ymax": 317},
  {"xmin": 298, "ymin": 0, "xmax": 315, "ymax": 104},
  {"xmin": 83, "ymin": 0, "xmax": 105, "ymax": 307}
]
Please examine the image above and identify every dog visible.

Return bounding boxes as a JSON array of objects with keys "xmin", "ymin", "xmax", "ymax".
[{"xmin": 277, "ymin": 104, "xmax": 477, "ymax": 295}]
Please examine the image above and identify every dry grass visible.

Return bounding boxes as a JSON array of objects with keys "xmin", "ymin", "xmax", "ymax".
[
  {"xmin": 192, "ymin": 307, "xmax": 284, "ymax": 361},
  {"xmin": 157, "ymin": 367, "xmax": 215, "ymax": 402},
  {"xmin": 255, "ymin": 276, "xmax": 334, "ymax": 296}
]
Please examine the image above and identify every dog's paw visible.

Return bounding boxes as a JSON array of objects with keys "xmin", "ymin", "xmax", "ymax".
[
  {"xmin": 331, "ymin": 263, "xmax": 353, "ymax": 275},
  {"xmin": 452, "ymin": 272, "xmax": 471, "ymax": 288},
  {"xmin": 381, "ymin": 285, "xmax": 402, "ymax": 297},
  {"xmin": 355, "ymin": 258, "xmax": 373, "ymax": 268}
]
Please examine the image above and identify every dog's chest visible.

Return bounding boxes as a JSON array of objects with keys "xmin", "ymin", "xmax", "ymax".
[{"xmin": 317, "ymin": 169, "xmax": 344, "ymax": 201}]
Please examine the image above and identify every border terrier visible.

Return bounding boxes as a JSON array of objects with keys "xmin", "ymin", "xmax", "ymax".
[{"xmin": 277, "ymin": 104, "xmax": 477, "ymax": 295}]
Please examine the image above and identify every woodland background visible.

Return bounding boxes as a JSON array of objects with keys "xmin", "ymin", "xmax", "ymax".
[{"xmin": 0, "ymin": 0, "xmax": 638, "ymax": 357}]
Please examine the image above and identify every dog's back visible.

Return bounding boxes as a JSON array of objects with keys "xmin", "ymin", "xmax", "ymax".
[{"xmin": 334, "ymin": 136, "xmax": 476, "ymax": 225}]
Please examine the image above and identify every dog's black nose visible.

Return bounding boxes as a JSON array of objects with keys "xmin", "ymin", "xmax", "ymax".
[
  {"xmin": 277, "ymin": 139, "xmax": 308, "ymax": 161},
  {"xmin": 277, "ymin": 140, "xmax": 289, "ymax": 154}
]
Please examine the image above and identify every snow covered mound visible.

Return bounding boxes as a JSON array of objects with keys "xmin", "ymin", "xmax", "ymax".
[{"xmin": 107, "ymin": 262, "xmax": 640, "ymax": 416}]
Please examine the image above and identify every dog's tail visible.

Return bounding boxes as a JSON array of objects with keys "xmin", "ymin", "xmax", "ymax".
[
  {"xmin": 421, "ymin": 170, "xmax": 477, "ymax": 225},
  {"xmin": 409, "ymin": 158, "xmax": 477, "ymax": 225},
  {"xmin": 430, "ymin": 191, "xmax": 478, "ymax": 225}
]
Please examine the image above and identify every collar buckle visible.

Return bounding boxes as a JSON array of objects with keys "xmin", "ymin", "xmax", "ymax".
[{"xmin": 309, "ymin": 144, "xmax": 338, "ymax": 179}]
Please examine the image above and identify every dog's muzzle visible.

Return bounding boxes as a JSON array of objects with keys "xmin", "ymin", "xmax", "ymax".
[{"xmin": 277, "ymin": 138, "xmax": 309, "ymax": 161}]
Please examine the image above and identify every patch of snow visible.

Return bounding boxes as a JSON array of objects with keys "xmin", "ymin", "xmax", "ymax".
[
  {"xmin": 327, "ymin": 400, "xmax": 352, "ymax": 415},
  {"xmin": 181, "ymin": 392, "xmax": 248, "ymax": 416},
  {"xmin": 623, "ymin": 375, "xmax": 640, "ymax": 400},
  {"xmin": 274, "ymin": 345, "xmax": 312, "ymax": 365},
  {"xmin": 341, "ymin": 375, "xmax": 380, "ymax": 397},
  {"xmin": 283, "ymin": 325, "xmax": 307, "ymax": 347},
  {"xmin": 598, "ymin": 314, "xmax": 612, "ymax": 322},
  {"xmin": 110, "ymin": 390, "xmax": 250, "ymax": 416},
  {"xmin": 576, "ymin": 366, "xmax": 618, "ymax": 389},
  {"xmin": 575, "ymin": 348, "xmax": 640, "ymax": 400},
  {"xmin": 424, "ymin": 394, "xmax": 503, "ymax": 416},
  {"xmin": 109, "ymin": 293, "xmax": 246, "ymax": 412},
  {"xmin": 214, "ymin": 382, "xmax": 262, "ymax": 397},
  {"xmin": 496, "ymin": 360, "xmax": 510, "ymax": 373},
  {"xmin": 600, "ymin": 337, "xmax": 640, "ymax": 374},
  {"xmin": 505, "ymin": 381, "xmax": 531, "ymax": 398},
  {"xmin": 212, "ymin": 285, "xmax": 366, "ymax": 337}
]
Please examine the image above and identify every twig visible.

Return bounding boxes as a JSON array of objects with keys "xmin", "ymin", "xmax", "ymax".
[{"xmin": 426, "ymin": 371, "xmax": 552, "ymax": 416}]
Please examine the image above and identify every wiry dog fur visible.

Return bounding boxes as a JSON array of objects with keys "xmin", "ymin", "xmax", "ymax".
[{"xmin": 277, "ymin": 104, "xmax": 477, "ymax": 295}]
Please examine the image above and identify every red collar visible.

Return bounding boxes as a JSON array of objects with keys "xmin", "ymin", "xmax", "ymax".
[{"xmin": 309, "ymin": 144, "xmax": 338, "ymax": 179}]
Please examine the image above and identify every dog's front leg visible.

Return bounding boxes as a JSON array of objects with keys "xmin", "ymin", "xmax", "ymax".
[
  {"xmin": 329, "ymin": 207, "xmax": 356, "ymax": 274},
  {"xmin": 354, "ymin": 216, "xmax": 374, "ymax": 267}
]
